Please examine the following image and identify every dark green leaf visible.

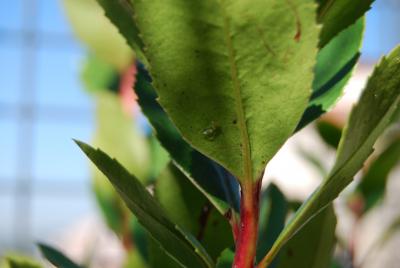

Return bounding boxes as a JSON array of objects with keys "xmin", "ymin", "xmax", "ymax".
[
  {"xmin": 317, "ymin": 0, "xmax": 374, "ymax": 47},
  {"xmin": 135, "ymin": 64, "xmax": 240, "ymax": 214},
  {"xmin": 276, "ymin": 206, "xmax": 336, "ymax": 268},
  {"xmin": 356, "ymin": 138, "xmax": 400, "ymax": 212},
  {"xmin": 316, "ymin": 121, "xmax": 342, "ymax": 149},
  {"xmin": 38, "ymin": 243, "xmax": 82, "ymax": 268},
  {"xmin": 132, "ymin": 0, "xmax": 320, "ymax": 182},
  {"xmin": 256, "ymin": 184, "xmax": 288, "ymax": 264},
  {"xmin": 297, "ymin": 18, "xmax": 364, "ymax": 129},
  {"xmin": 155, "ymin": 163, "xmax": 234, "ymax": 261},
  {"xmin": 260, "ymin": 46, "xmax": 400, "ymax": 267},
  {"xmin": 76, "ymin": 141, "xmax": 214, "ymax": 268}
]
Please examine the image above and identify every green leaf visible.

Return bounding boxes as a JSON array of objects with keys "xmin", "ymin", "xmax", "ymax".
[
  {"xmin": 317, "ymin": 0, "xmax": 374, "ymax": 47},
  {"xmin": 356, "ymin": 138, "xmax": 400, "ymax": 213},
  {"xmin": 94, "ymin": 0, "xmax": 147, "ymax": 64},
  {"xmin": 135, "ymin": 64, "xmax": 240, "ymax": 214},
  {"xmin": 155, "ymin": 163, "xmax": 234, "ymax": 261},
  {"xmin": 91, "ymin": 92, "xmax": 150, "ymax": 235},
  {"xmin": 276, "ymin": 206, "xmax": 336, "ymax": 268},
  {"xmin": 62, "ymin": 0, "xmax": 132, "ymax": 70},
  {"xmin": 38, "ymin": 243, "xmax": 82, "ymax": 268},
  {"xmin": 297, "ymin": 18, "xmax": 364, "ymax": 129},
  {"xmin": 76, "ymin": 141, "xmax": 214, "ymax": 268},
  {"xmin": 256, "ymin": 184, "xmax": 288, "ymax": 264},
  {"xmin": 147, "ymin": 238, "xmax": 181, "ymax": 268},
  {"xmin": 132, "ymin": 0, "xmax": 320, "ymax": 182},
  {"xmin": 260, "ymin": 46, "xmax": 400, "ymax": 267},
  {"xmin": 316, "ymin": 121, "xmax": 342, "ymax": 149},
  {"xmin": 216, "ymin": 249, "xmax": 235, "ymax": 268},
  {"xmin": 2, "ymin": 255, "xmax": 42, "ymax": 268}
]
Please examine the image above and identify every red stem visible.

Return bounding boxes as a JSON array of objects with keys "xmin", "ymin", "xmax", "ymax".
[{"xmin": 233, "ymin": 179, "xmax": 262, "ymax": 268}]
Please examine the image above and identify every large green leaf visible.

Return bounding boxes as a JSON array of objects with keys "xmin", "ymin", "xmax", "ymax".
[
  {"xmin": 259, "ymin": 46, "xmax": 400, "ymax": 267},
  {"xmin": 297, "ymin": 18, "xmax": 364, "ymax": 130},
  {"xmin": 317, "ymin": 0, "xmax": 374, "ymax": 47},
  {"xmin": 355, "ymin": 138, "xmax": 400, "ymax": 213},
  {"xmin": 38, "ymin": 244, "xmax": 82, "ymax": 268},
  {"xmin": 132, "ymin": 0, "xmax": 320, "ymax": 182},
  {"xmin": 155, "ymin": 163, "xmax": 234, "ymax": 261},
  {"xmin": 256, "ymin": 184, "xmax": 288, "ymax": 264},
  {"xmin": 76, "ymin": 141, "xmax": 214, "ymax": 268},
  {"xmin": 276, "ymin": 206, "xmax": 336, "ymax": 268},
  {"xmin": 63, "ymin": 0, "xmax": 132, "ymax": 70},
  {"xmin": 135, "ymin": 64, "xmax": 240, "ymax": 214}
]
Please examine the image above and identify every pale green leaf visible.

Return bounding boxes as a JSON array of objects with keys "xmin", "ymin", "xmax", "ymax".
[
  {"xmin": 95, "ymin": 0, "xmax": 147, "ymax": 63},
  {"xmin": 260, "ymin": 46, "xmax": 400, "ymax": 267},
  {"xmin": 63, "ymin": 0, "xmax": 132, "ymax": 70},
  {"xmin": 132, "ymin": 0, "xmax": 320, "ymax": 182},
  {"xmin": 2, "ymin": 255, "xmax": 42, "ymax": 268},
  {"xmin": 76, "ymin": 141, "xmax": 214, "ymax": 268}
]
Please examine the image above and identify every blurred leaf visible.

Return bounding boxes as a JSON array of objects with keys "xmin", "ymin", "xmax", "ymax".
[
  {"xmin": 147, "ymin": 134, "xmax": 170, "ymax": 182},
  {"xmin": 2, "ymin": 255, "xmax": 42, "ymax": 268},
  {"xmin": 256, "ymin": 184, "xmax": 288, "ymax": 264},
  {"xmin": 135, "ymin": 64, "xmax": 240, "ymax": 214},
  {"xmin": 316, "ymin": 121, "xmax": 342, "ymax": 149},
  {"xmin": 131, "ymin": 1, "xmax": 319, "ymax": 184},
  {"xmin": 155, "ymin": 163, "xmax": 234, "ymax": 261},
  {"xmin": 122, "ymin": 250, "xmax": 149, "ymax": 268},
  {"xmin": 95, "ymin": 0, "xmax": 146, "ymax": 64},
  {"xmin": 76, "ymin": 141, "xmax": 214, "ymax": 268},
  {"xmin": 91, "ymin": 92, "xmax": 150, "ymax": 235},
  {"xmin": 297, "ymin": 18, "xmax": 364, "ymax": 130},
  {"xmin": 216, "ymin": 249, "xmax": 234, "ymax": 268},
  {"xmin": 81, "ymin": 55, "xmax": 119, "ymax": 94},
  {"xmin": 317, "ymin": 0, "xmax": 373, "ymax": 47},
  {"xmin": 38, "ymin": 243, "xmax": 82, "ymax": 268},
  {"xmin": 260, "ymin": 46, "xmax": 400, "ymax": 267},
  {"xmin": 63, "ymin": 0, "xmax": 132, "ymax": 70},
  {"xmin": 356, "ymin": 138, "xmax": 400, "ymax": 213},
  {"xmin": 276, "ymin": 206, "xmax": 336, "ymax": 268}
]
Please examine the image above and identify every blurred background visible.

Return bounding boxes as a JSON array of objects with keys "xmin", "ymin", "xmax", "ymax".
[{"xmin": 0, "ymin": 0, "xmax": 400, "ymax": 267}]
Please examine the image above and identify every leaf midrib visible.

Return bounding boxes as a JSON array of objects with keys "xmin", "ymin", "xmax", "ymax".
[{"xmin": 221, "ymin": 6, "xmax": 253, "ymax": 182}]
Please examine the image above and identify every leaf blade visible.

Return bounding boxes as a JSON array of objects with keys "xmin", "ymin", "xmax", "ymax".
[
  {"xmin": 38, "ymin": 243, "xmax": 82, "ymax": 268},
  {"xmin": 76, "ymin": 141, "xmax": 214, "ymax": 268},
  {"xmin": 260, "ymin": 45, "xmax": 400, "ymax": 267},
  {"xmin": 132, "ymin": 0, "xmax": 320, "ymax": 181}
]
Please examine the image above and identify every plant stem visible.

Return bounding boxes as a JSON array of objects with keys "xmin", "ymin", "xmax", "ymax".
[{"xmin": 233, "ymin": 179, "xmax": 262, "ymax": 268}]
